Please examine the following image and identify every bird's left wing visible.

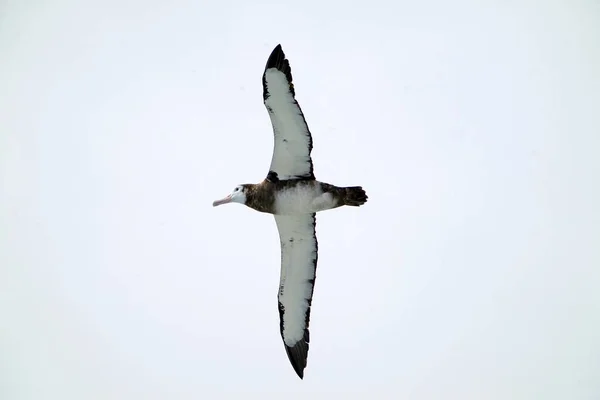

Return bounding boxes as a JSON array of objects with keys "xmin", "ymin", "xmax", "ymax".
[
  {"xmin": 274, "ymin": 213, "xmax": 318, "ymax": 379},
  {"xmin": 263, "ymin": 45, "xmax": 315, "ymax": 181}
]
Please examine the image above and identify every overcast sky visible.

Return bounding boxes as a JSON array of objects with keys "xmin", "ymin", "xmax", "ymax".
[{"xmin": 1, "ymin": 0, "xmax": 599, "ymax": 399}]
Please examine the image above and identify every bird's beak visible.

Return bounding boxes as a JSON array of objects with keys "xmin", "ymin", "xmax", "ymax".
[{"xmin": 212, "ymin": 195, "xmax": 232, "ymax": 207}]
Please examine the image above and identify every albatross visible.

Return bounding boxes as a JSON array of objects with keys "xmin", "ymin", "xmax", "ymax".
[{"xmin": 212, "ymin": 44, "xmax": 368, "ymax": 379}]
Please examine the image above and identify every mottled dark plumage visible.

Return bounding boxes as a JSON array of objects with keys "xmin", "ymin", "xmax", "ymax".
[{"xmin": 242, "ymin": 180, "xmax": 367, "ymax": 214}]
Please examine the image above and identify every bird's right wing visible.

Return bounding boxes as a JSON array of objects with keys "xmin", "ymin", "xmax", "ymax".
[{"xmin": 273, "ymin": 213, "xmax": 318, "ymax": 379}]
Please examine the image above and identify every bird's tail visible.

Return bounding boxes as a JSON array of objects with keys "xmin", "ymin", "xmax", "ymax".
[{"xmin": 341, "ymin": 186, "xmax": 368, "ymax": 207}]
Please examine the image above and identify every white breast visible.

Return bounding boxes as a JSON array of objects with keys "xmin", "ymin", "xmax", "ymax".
[{"xmin": 274, "ymin": 184, "xmax": 338, "ymax": 215}]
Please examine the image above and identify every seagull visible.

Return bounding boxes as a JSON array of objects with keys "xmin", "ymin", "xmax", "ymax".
[{"xmin": 212, "ymin": 44, "xmax": 368, "ymax": 379}]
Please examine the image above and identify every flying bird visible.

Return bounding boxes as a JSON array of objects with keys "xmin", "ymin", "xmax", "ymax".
[{"xmin": 212, "ymin": 44, "xmax": 368, "ymax": 379}]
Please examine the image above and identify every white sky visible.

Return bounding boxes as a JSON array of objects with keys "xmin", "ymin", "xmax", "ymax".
[{"xmin": 1, "ymin": 0, "xmax": 599, "ymax": 399}]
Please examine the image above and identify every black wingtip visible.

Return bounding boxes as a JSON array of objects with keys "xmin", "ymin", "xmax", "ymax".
[
  {"xmin": 263, "ymin": 44, "xmax": 295, "ymax": 100},
  {"xmin": 265, "ymin": 44, "xmax": 285, "ymax": 70},
  {"xmin": 284, "ymin": 341, "xmax": 308, "ymax": 379}
]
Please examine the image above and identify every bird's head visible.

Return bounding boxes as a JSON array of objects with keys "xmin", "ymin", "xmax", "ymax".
[{"xmin": 212, "ymin": 185, "xmax": 248, "ymax": 207}]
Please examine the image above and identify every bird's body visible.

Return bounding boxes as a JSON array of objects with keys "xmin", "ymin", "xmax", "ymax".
[
  {"xmin": 212, "ymin": 44, "xmax": 367, "ymax": 379},
  {"xmin": 241, "ymin": 177, "xmax": 367, "ymax": 215}
]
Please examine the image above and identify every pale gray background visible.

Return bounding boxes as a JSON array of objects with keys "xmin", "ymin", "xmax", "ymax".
[{"xmin": 1, "ymin": 0, "xmax": 599, "ymax": 399}]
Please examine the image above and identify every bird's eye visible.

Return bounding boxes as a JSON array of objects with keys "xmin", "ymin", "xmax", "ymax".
[{"xmin": 234, "ymin": 187, "xmax": 239, "ymax": 192}]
